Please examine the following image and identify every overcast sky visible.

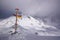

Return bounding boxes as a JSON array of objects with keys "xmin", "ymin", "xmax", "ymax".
[
  {"xmin": 1, "ymin": 0, "xmax": 59, "ymax": 16},
  {"xmin": 0, "ymin": 0, "xmax": 60, "ymax": 28}
]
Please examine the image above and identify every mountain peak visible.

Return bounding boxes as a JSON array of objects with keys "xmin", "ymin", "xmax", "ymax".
[
  {"xmin": 0, "ymin": 16, "xmax": 57, "ymax": 30},
  {"xmin": 0, "ymin": 15, "xmax": 60, "ymax": 36}
]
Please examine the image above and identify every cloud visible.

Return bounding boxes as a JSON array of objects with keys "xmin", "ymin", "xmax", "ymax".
[{"xmin": 1, "ymin": 0, "xmax": 59, "ymax": 16}]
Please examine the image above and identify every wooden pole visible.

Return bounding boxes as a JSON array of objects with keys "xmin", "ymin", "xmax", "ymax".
[{"xmin": 15, "ymin": 8, "xmax": 19, "ymax": 33}]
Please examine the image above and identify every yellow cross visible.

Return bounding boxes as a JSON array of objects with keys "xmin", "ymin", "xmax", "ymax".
[{"xmin": 12, "ymin": 8, "xmax": 22, "ymax": 33}]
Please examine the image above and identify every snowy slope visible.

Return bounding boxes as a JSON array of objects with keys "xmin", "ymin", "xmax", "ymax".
[
  {"xmin": 0, "ymin": 16, "xmax": 56, "ymax": 30},
  {"xmin": 0, "ymin": 16, "xmax": 60, "ymax": 36}
]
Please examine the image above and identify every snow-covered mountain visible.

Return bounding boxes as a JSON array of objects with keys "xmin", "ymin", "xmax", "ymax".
[{"xmin": 0, "ymin": 16, "xmax": 60, "ymax": 36}]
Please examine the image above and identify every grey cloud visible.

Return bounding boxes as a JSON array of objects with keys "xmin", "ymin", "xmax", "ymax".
[{"xmin": 1, "ymin": 0, "xmax": 59, "ymax": 16}]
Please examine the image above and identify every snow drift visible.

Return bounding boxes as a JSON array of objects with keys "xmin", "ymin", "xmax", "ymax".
[{"xmin": 0, "ymin": 16, "xmax": 60, "ymax": 36}]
